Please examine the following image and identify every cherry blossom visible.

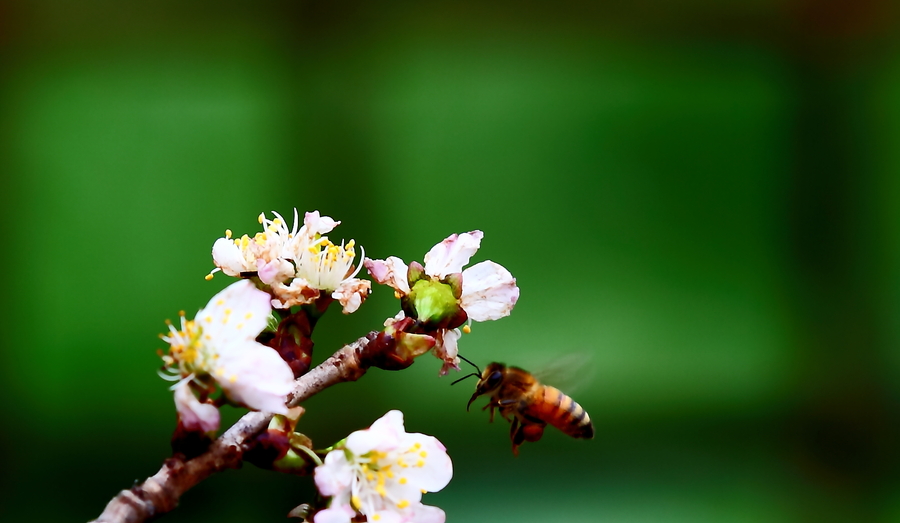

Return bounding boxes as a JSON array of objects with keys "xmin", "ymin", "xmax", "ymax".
[
  {"xmin": 313, "ymin": 410, "xmax": 452, "ymax": 523},
  {"xmin": 209, "ymin": 209, "xmax": 370, "ymax": 314},
  {"xmin": 365, "ymin": 231, "xmax": 519, "ymax": 374},
  {"xmin": 160, "ymin": 280, "xmax": 294, "ymax": 420}
]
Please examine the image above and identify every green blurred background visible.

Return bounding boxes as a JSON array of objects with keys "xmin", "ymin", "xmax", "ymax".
[{"xmin": 3, "ymin": 1, "xmax": 900, "ymax": 521}]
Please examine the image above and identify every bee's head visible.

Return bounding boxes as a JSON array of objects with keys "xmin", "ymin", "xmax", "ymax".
[{"xmin": 467, "ymin": 362, "xmax": 506, "ymax": 411}]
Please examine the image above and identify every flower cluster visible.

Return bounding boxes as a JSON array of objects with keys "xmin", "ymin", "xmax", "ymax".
[
  {"xmin": 160, "ymin": 280, "xmax": 295, "ymax": 432},
  {"xmin": 209, "ymin": 209, "xmax": 370, "ymax": 314},
  {"xmin": 366, "ymin": 231, "xmax": 519, "ymax": 374},
  {"xmin": 314, "ymin": 411, "xmax": 452, "ymax": 523},
  {"xmin": 151, "ymin": 211, "xmax": 522, "ymax": 520}
]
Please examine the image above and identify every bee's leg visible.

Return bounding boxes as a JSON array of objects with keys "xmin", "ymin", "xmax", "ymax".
[
  {"xmin": 483, "ymin": 401, "xmax": 498, "ymax": 423},
  {"xmin": 497, "ymin": 399, "xmax": 517, "ymax": 423},
  {"xmin": 509, "ymin": 417, "xmax": 523, "ymax": 456}
]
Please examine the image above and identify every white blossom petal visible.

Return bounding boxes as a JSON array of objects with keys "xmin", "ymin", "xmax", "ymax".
[
  {"xmin": 423, "ymin": 231, "xmax": 483, "ymax": 279},
  {"xmin": 304, "ymin": 210, "xmax": 340, "ymax": 237},
  {"xmin": 257, "ymin": 258, "xmax": 296, "ymax": 286},
  {"xmin": 313, "ymin": 504, "xmax": 354, "ymax": 523},
  {"xmin": 364, "ymin": 257, "xmax": 410, "ymax": 295},
  {"xmin": 211, "ymin": 237, "xmax": 249, "ymax": 276},
  {"xmin": 346, "ymin": 410, "xmax": 405, "ymax": 455},
  {"xmin": 315, "ymin": 452, "xmax": 355, "ymax": 497},
  {"xmin": 459, "ymin": 260, "xmax": 519, "ymax": 321},
  {"xmin": 173, "ymin": 381, "xmax": 220, "ymax": 433},
  {"xmin": 397, "ymin": 433, "xmax": 452, "ymax": 493},
  {"xmin": 404, "ymin": 503, "xmax": 446, "ymax": 523},
  {"xmin": 370, "ymin": 512, "xmax": 402, "ymax": 523},
  {"xmin": 432, "ymin": 329, "xmax": 461, "ymax": 376},
  {"xmin": 216, "ymin": 344, "xmax": 294, "ymax": 414},
  {"xmin": 196, "ymin": 280, "xmax": 272, "ymax": 342}
]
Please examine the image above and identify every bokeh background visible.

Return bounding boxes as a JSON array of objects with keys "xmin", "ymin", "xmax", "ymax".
[{"xmin": 3, "ymin": 1, "xmax": 900, "ymax": 521}]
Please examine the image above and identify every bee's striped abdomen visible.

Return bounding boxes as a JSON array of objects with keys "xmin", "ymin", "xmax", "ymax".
[{"xmin": 526, "ymin": 385, "xmax": 594, "ymax": 440}]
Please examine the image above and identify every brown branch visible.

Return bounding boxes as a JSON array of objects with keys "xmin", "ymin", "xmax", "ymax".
[{"xmin": 92, "ymin": 335, "xmax": 373, "ymax": 523}]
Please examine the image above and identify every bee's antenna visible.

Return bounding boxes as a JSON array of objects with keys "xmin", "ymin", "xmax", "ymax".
[
  {"xmin": 451, "ymin": 373, "xmax": 480, "ymax": 386},
  {"xmin": 458, "ymin": 354, "xmax": 481, "ymax": 375}
]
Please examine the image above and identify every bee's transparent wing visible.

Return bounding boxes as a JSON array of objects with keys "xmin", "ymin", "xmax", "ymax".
[{"xmin": 531, "ymin": 351, "xmax": 595, "ymax": 396}]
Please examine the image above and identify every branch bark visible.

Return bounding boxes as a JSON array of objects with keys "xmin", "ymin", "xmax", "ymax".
[{"xmin": 92, "ymin": 335, "xmax": 372, "ymax": 523}]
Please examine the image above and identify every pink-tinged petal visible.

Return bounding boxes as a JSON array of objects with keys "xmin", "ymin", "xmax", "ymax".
[
  {"xmin": 217, "ymin": 344, "xmax": 294, "ymax": 414},
  {"xmin": 257, "ymin": 258, "xmax": 295, "ymax": 285},
  {"xmin": 460, "ymin": 260, "xmax": 519, "ymax": 321},
  {"xmin": 315, "ymin": 452, "xmax": 355, "ymax": 497},
  {"xmin": 332, "ymin": 278, "xmax": 371, "ymax": 314},
  {"xmin": 304, "ymin": 210, "xmax": 339, "ymax": 236},
  {"xmin": 364, "ymin": 257, "xmax": 410, "ymax": 294},
  {"xmin": 347, "ymin": 410, "xmax": 405, "ymax": 454},
  {"xmin": 198, "ymin": 280, "xmax": 272, "ymax": 341},
  {"xmin": 313, "ymin": 504, "xmax": 354, "ymax": 523},
  {"xmin": 369, "ymin": 511, "xmax": 402, "ymax": 523},
  {"xmin": 211, "ymin": 237, "xmax": 248, "ymax": 276},
  {"xmin": 423, "ymin": 231, "xmax": 483, "ymax": 279},
  {"xmin": 173, "ymin": 381, "xmax": 220, "ymax": 433},
  {"xmin": 402, "ymin": 504, "xmax": 446, "ymax": 523},
  {"xmin": 432, "ymin": 329, "xmax": 461, "ymax": 376},
  {"xmin": 400, "ymin": 434, "xmax": 453, "ymax": 492}
]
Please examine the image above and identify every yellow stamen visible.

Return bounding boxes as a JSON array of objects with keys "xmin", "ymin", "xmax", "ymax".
[
  {"xmin": 463, "ymin": 324, "xmax": 471, "ymax": 334},
  {"xmin": 416, "ymin": 459, "xmax": 424, "ymax": 467},
  {"xmin": 419, "ymin": 451, "xmax": 427, "ymax": 458},
  {"xmin": 204, "ymin": 274, "xmax": 214, "ymax": 281},
  {"xmin": 397, "ymin": 500, "xmax": 410, "ymax": 509},
  {"xmin": 351, "ymin": 496, "xmax": 361, "ymax": 510},
  {"xmin": 399, "ymin": 477, "xmax": 407, "ymax": 484},
  {"xmin": 225, "ymin": 229, "xmax": 233, "ymax": 239}
]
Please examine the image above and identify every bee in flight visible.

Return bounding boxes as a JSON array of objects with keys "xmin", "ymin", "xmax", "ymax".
[{"xmin": 454, "ymin": 356, "xmax": 594, "ymax": 455}]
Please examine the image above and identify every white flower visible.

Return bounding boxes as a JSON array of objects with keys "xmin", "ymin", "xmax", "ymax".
[
  {"xmin": 365, "ymin": 231, "xmax": 519, "ymax": 373},
  {"xmin": 210, "ymin": 209, "xmax": 370, "ymax": 314},
  {"xmin": 161, "ymin": 280, "xmax": 294, "ymax": 414},
  {"xmin": 313, "ymin": 410, "xmax": 452, "ymax": 523},
  {"xmin": 209, "ymin": 209, "xmax": 301, "ymax": 284}
]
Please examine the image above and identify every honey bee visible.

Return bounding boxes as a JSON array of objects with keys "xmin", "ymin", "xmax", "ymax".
[{"xmin": 454, "ymin": 357, "xmax": 594, "ymax": 455}]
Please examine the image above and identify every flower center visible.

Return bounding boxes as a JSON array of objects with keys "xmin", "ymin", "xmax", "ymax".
[
  {"xmin": 295, "ymin": 238, "xmax": 360, "ymax": 291},
  {"xmin": 163, "ymin": 314, "xmax": 213, "ymax": 376},
  {"xmin": 408, "ymin": 279, "xmax": 459, "ymax": 325}
]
